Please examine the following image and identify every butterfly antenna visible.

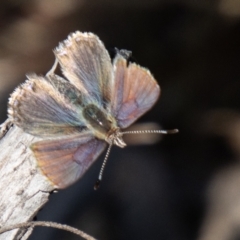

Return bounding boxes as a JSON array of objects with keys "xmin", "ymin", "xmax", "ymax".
[
  {"xmin": 94, "ymin": 143, "xmax": 113, "ymax": 190},
  {"xmin": 122, "ymin": 129, "xmax": 179, "ymax": 135}
]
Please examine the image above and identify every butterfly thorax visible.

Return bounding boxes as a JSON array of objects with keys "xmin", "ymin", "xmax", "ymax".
[{"xmin": 82, "ymin": 104, "xmax": 126, "ymax": 148}]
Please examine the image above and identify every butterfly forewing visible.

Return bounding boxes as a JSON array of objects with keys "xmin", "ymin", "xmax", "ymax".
[
  {"xmin": 54, "ymin": 31, "xmax": 114, "ymax": 108},
  {"xmin": 31, "ymin": 132, "xmax": 106, "ymax": 188},
  {"xmin": 111, "ymin": 55, "xmax": 160, "ymax": 128},
  {"xmin": 8, "ymin": 74, "xmax": 87, "ymax": 138}
]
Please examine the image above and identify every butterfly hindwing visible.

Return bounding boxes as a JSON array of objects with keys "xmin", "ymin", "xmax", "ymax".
[{"xmin": 31, "ymin": 132, "xmax": 106, "ymax": 188}]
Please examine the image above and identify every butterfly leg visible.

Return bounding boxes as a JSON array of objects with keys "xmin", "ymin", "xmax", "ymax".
[
  {"xmin": 46, "ymin": 58, "xmax": 59, "ymax": 77},
  {"xmin": 0, "ymin": 119, "xmax": 13, "ymax": 139}
]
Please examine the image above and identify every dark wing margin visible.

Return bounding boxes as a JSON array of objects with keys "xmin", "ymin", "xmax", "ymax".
[
  {"xmin": 31, "ymin": 132, "xmax": 106, "ymax": 188},
  {"xmin": 8, "ymin": 74, "xmax": 86, "ymax": 137},
  {"xmin": 54, "ymin": 31, "xmax": 114, "ymax": 109},
  {"xmin": 111, "ymin": 55, "xmax": 160, "ymax": 128}
]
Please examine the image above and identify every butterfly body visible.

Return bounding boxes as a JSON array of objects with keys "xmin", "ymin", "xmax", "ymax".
[
  {"xmin": 8, "ymin": 31, "xmax": 161, "ymax": 188},
  {"xmin": 82, "ymin": 103, "xmax": 125, "ymax": 147}
]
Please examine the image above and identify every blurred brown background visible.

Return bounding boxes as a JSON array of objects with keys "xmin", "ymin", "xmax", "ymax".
[{"xmin": 1, "ymin": 0, "xmax": 240, "ymax": 240}]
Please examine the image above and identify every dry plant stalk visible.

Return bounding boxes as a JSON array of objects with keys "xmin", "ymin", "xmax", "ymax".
[
  {"xmin": 0, "ymin": 221, "xmax": 96, "ymax": 240},
  {"xmin": 0, "ymin": 120, "xmax": 95, "ymax": 240}
]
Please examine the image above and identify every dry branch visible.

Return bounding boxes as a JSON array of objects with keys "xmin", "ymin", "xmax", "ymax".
[{"xmin": 0, "ymin": 119, "xmax": 54, "ymax": 239}]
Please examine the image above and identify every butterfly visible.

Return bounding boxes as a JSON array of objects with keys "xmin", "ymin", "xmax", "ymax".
[{"xmin": 8, "ymin": 31, "xmax": 178, "ymax": 189}]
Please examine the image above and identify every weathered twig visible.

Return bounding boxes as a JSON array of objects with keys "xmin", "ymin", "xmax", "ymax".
[
  {"xmin": 0, "ymin": 119, "xmax": 54, "ymax": 239},
  {"xmin": 0, "ymin": 119, "xmax": 97, "ymax": 240}
]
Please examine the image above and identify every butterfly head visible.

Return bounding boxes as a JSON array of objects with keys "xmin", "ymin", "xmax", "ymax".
[{"xmin": 105, "ymin": 128, "xmax": 126, "ymax": 148}]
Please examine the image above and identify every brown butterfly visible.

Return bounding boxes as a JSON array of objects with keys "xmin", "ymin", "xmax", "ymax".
[{"xmin": 8, "ymin": 31, "xmax": 178, "ymax": 189}]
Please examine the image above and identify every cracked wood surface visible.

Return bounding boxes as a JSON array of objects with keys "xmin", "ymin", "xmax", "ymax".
[{"xmin": 0, "ymin": 120, "xmax": 55, "ymax": 239}]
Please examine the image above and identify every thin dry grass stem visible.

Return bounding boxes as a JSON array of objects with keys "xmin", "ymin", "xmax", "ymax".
[{"xmin": 0, "ymin": 221, "xmax": 96, "ymax": 240}]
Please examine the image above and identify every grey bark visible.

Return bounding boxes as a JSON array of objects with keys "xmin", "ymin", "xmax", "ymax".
[{"xmin": 0, "ymin": 120, "xmax": 54, "ymax": 239}]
